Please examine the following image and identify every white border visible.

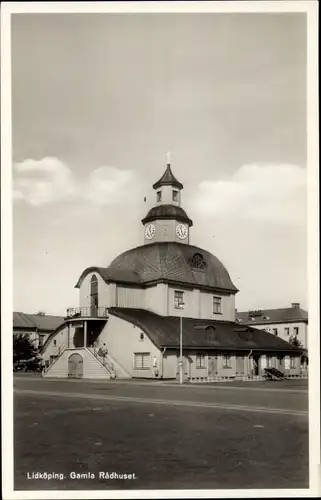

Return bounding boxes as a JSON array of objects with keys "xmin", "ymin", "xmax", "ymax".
[{"xmin": 1, "ymin": 2, "xmax": 319, "ymax": 499}]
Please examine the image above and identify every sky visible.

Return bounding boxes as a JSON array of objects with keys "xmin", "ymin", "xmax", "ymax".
[{"xmin": 11, "ymin": 12, "xmax": 308, "ymax": 315}]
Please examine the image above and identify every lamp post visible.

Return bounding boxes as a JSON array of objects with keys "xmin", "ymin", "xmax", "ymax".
[{"xmin": 178, "ymin": 303, "xmax": 184, "ymax": 385}]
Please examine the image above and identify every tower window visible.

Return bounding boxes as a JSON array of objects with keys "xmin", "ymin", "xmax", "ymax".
[
  {"xmin": 174, "ymin": 290, "xmax": 184, "ymax": 309},
  {"xmin": 157, "ymin": 191, "xmax": 162, "ymax": 202},
  {"xmin": 284, "ymin": 327, "xmax": 290, "ymax": 336},
  {"xmin": 213, "ymin": 296, "xmax": 222, "ymax": 314},
  {"xmin": 273, "ymin": 328, "xmax": 278, "ymax": 336},
  {"xmin": 172, "ymin": 190, "xmax": 179, "ymax": 202},
  {"xmin": 293, "ymin": 327, "xmax": 299, "ymax": 336}
]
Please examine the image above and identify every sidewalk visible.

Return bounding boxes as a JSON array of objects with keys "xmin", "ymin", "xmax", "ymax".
[{"xmin": 13, "ymin": 373, "xmax": 308, "ymax": 392}]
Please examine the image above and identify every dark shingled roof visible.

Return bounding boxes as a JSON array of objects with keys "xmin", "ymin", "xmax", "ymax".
[
  {"xmin": 109, "ymin": 308, "xmax": 301, "ymax": 352},
  {"xmin": 13, "ymin": 312, "xmax": 65, "ymax": 332},
  {"xmin": 142, "ymin": 204, "xmax": 193, "ymax": 226},
  {"xmin": 153, "ymin": 165, "xmax": 183, "ymax": 190},
  {"xmin": 75, "ymin": 242, "xmax": 238, "ymax": 293},
  {"xmin": 237, "ymin": 306, "xmax": 308, "ymax": 325}
]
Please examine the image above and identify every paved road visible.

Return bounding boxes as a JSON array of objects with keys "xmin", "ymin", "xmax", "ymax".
[
  {"xmin": 13, "ymin": 376, "xmax": 309, "ymax": 490},
  {"xmin": 14, "ymin": 376, "xmax": 308, "ymax": 416}
]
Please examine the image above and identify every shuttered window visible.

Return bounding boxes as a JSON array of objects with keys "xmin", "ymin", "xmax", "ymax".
[{"xmin": 134, "ymin": 353, "xmax": 150, "ymax": 370}]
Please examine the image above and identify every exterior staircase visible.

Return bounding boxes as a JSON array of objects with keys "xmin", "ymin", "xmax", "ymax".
[
  {"xmin": 43, "ymin": 347, "xmax": 116, "ymax": 379},
  {"xmin": 88, "ymin": 347, "xmax": 131, "ymax": 379}
]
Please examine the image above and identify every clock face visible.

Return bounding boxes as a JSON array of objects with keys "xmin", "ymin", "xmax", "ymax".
[
  {"xmin": 145, "ymin": 223, "xmax": 156, "ymax": 240},
  {"xmin": 176, "ymin": 223, "xmax": 188, "ymax": 240}
]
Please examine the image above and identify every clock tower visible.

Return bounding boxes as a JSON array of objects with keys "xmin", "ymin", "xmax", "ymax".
[{"xmin": 142, "ymin": 156, "xmax": 193, "ymax": 244}]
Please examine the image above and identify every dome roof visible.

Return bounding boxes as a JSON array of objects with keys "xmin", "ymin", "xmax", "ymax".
[
  {"xmin": 76, "ymin": 242, "xmax": 238, "ymax": 293},
  {"xmin": 142, "ymin": 204, "xmax": 193, "ymax": 226}
]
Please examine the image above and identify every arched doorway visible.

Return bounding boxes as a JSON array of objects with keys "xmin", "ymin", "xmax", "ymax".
[
  {"xmin": 90, "ymin": 275, "xmax": 98, "ymax": 316},
  {"xmin": 68, "ymin": 353, "xmax": 83, "ymax": 378}
]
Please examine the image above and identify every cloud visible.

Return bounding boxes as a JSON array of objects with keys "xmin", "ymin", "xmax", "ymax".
[
  {"xmin": 191, "ymin": 163, "xmax": 306, "ymax": 225},
  {"xmin": 84, "ymin": 167, "xmax": 135, "ymax": 205},
  {"xmin": 13, "ymin": 157, "xmax": 75, "ymax": 206},
  {"xmin": 13, "ymin": 157, "xmax": 136, "ymax": 206}
]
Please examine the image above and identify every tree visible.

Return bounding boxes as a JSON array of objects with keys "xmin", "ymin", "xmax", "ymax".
[
  {"xmin": 36, "ymin": 311, "xmax": 46, "ymax": 316},
  {"xmin": 13, "ymin": 333, "xmax": 39, "ymax": 364},
  {"xmin": 289, "ymin": 335, "xmax": 303, "ymax": 348},
  {"xmin": 289, "ymin": 335, "xmax": 308, "ymax": 365}
]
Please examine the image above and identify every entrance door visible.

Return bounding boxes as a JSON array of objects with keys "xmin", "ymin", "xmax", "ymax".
[
  {"xmin": 183, "ymin": 356, "xmax": 192, "ymax": 380},
  {"xmin": 236, "ymin": 356, "xmax": 245, "ymax": 375},
  {"xmin": 208, "ymin": 356, "xmax": 218, "ymax": 377},
  {"xmin": 253, "ymin": 356, "xmax": 260, "ymax": 375},
  {"xmin": 90, "ymin": 275, "xmax": 99, "ymax": 317},
  {"xmin": 68, "ymin": 353, "xmax": 83, "ymax": 378},
  {"xmin": 260, "ymin": 355, "xmax": 267, "ymax": 372}
]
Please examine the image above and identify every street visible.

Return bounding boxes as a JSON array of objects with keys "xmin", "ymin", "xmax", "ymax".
[{"xmin": 14, "ymin": 376, "xmax": 309, "ymax": 490}]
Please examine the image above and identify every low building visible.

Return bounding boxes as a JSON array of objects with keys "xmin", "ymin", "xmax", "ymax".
[
  {"xmin": 40, "ymin": 162, "xmax": 303, "ymax": 381},
  {"xmin": 13, "ymin": 312, "xmax": 64, "ymax": 350},
  {"xmin": 236, "ymin": 303, "xmax": 308, "ymax": 349}
]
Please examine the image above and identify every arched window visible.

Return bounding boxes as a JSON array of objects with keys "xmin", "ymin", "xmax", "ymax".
[
  {"xmin": 191, "ymin": 253, "xmax": 206, "ymax": 269},
  {"xmin": 90, "ymin": 274, "xmax": 98, "ymax": 316}
]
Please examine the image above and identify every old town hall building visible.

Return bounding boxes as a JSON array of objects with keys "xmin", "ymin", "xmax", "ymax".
[{"xmin": 41, "ymin": 162, "xmax": 302, "ymax": 380}]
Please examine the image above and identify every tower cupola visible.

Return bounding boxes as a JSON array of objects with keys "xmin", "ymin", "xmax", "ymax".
[
  {"xmin": 142, "ymin": 154, "xmax": 193, "ymax": 245},
  {"xmin": 152, "ymin": 152, "xmax": 183, "ymax": 206}
]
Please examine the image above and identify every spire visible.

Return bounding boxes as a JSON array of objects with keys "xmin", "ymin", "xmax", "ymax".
[{"xmin": 152, "ymin": 153, "xmax": 183, "ymax": 190}]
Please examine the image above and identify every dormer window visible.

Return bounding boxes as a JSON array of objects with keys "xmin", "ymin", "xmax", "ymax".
[
  {"xmin": 157, "ymin": 191, "xmax": 162, "ymax": 202},
  {"xmin": 191, "ymin": 253, "xmax": 206, "ymax": 269},
  {"xmin": 172, "ymin": 190, "xmax": 179, "ymax": 202}
]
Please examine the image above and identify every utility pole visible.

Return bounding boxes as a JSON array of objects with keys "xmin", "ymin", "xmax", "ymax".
[{"xmin": 179, "ymin": 303, "xmax": 184, "ymax": 384}]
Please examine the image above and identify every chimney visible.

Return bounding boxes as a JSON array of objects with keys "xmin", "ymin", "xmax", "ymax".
[{"xmin": 291, "ymin": 302, "xmax": 300, "ymax": 308}]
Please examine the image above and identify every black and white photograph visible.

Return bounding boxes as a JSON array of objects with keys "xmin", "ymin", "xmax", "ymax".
[{"xmin": 1, "ymin": 1, "xmax": 319, "ymax": 499}]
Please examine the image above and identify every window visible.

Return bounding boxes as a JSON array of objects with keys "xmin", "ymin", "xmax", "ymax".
[
  {"xmin": 213, "ymin": 296, "xmax": 222, "ymax": 314},
  {"xmin": 191, "ymin": 253, "xmax": 206, "ymax": 269},
  {"xmin": 157, "ymin": 191, "xmax": 162, "ymax": 202},
  {"xmin": 90, "ymin": 274, "xmax": 99, "ymax": 316},
  {"xmin": 53, "ymin": 339, "xmax": 57, "ymax": 346},
  {"xmin": 273, "ymin": 328, "xmax": 278, "ymax": 336},
  {"xmin": 290, "ymin": 357, "xmax": 296, "ymax": 369},
  {"xmin": 293, "ymin": 327, "xmax": 299, "ymax": 336},
  {"xmin": 196, "ymin": 353, "xmax": 206, "ymax": 369},
  {"xmin": 223, "ymin": 354, "xmax": 232, "ymax": 368},
  {"xmin": 134, "ymin": 353, "xmax": 150, "ymax": 370},
  {"xmin": 172, "ymin": 190, "xmax": 179, "ymax": 202},
  {"xmin": 174, "ymin": 290, "xmax": 184, "ymax": 309},
  {"xmin": 284, "ymin": 327, "xmax": 290, "ymax": 336}
]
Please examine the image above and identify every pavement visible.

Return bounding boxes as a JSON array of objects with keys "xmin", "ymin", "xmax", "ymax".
[
  {"xmin": 14, "ymin": 375, "xmax": 308, "ymax": 416},
  {"xmin": 13, "ymin": 376, "xmax": 309, "ymax": 490}
]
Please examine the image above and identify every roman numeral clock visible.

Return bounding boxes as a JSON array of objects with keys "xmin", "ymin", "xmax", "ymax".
[
  {"xmin": 176, "ymin": 223, "xmax": 188, "ymax": 240},
  {"xmin": 145, "ymin": 223, "xmax": 156, "ymax": 240}
]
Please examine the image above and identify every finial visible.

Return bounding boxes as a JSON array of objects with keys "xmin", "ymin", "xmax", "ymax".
[{"xmin": 166, "ymin": 151, "xmax": 171, "ymax": 165}]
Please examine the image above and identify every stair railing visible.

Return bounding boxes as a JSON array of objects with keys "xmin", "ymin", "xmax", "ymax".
[{"xmin": 88, "ymin": 347, "xmax": 116, "ymax": 376}]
